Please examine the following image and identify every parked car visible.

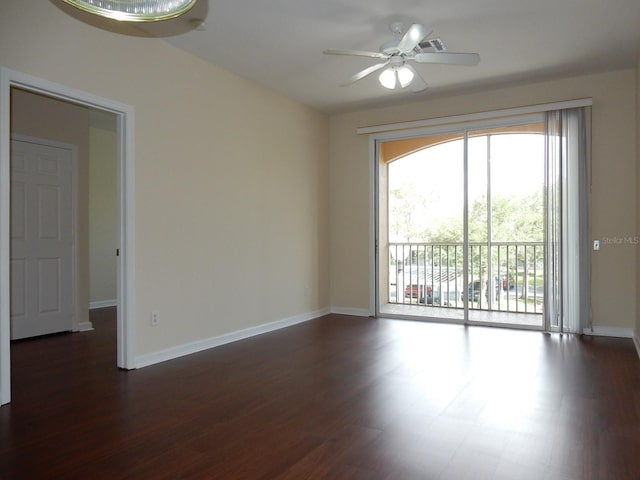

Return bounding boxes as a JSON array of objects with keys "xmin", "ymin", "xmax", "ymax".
[
  {"xmin": 461, "ymin": 279, "xmax": 500, "ymax": 302},
  {"xmin": 461, "ymin": 280, "xmax": 481, "ymax": 302},
  {"xmin": 404, "ymin": 284, "xmax": 432, "ymax": 303}
]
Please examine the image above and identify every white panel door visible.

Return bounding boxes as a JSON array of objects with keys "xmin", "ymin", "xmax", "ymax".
[{"xmin": 10, "ymin": 139, "xmax": 74, "ymax": 340}]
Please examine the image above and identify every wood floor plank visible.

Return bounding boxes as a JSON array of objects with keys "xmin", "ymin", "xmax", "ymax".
[{"xmin": 2, "ymin": 309, "xmax": 640, "ymax": 479}]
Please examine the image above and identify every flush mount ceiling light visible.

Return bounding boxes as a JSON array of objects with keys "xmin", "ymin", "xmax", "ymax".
[{"xmin": 62, "ymin": 0, "xmax": 198, "ymax": 22}]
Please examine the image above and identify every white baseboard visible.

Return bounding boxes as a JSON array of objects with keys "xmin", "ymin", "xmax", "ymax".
[
  {"xmin": 89, "ymin": 299, "xmax": 117, "ymax": 310},
  {"xmin": 78, "ymin": 321, "xmax": 94, "ymax": 332},
  {"xmin": 330, "ymin": 307, "xmax": 371, "ymax": 317},
  {"xmin": 135, "ymin": 307, "xmax": 331, "ymax": 369},
  {"xmin": 633, "ymin": 334, "xmax": 640, "ymax": 360},
  {"xmin": 582, "ymin": 326, "xmax": 634, "ymax": 338}
]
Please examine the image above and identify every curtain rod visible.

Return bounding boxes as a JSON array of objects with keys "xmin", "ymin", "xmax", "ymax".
[{"xmin": 356, "ymin": 98, "xmax": 593, "ymax": 135}]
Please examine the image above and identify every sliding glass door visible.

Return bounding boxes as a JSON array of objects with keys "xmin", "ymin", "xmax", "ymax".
[
  {"xmin": 466, "ymin": 125, "xmax": 545, "ymax": 327},
  {"xmin": 377, "ymin": 115, "xmax": 547, "ymax": 329},
  {"xmin": 382, "ymin": 131, "xmax": 465, "ymax": 321}
]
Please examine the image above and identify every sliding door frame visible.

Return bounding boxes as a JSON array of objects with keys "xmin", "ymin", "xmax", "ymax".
[{"xmin": 369, "ymin": 111, "xmax": 555, "ymax": 328}]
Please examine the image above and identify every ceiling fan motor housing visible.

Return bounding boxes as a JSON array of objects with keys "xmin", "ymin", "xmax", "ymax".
[
  {"xmin": 380, "ymin": 40, "xmax": 401, "ymax": 55},
  {"xmin": 388, "ymin": 56, "xmax": 404, "ymax": 67}
]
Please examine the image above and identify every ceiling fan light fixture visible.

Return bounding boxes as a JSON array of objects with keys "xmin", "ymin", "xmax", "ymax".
[
  {"xmin": 379, "ymin": 66, "xmax": 414, "ymax": 90},
  {"xmin": 62, "ymin": 0, "xmax": 198, "ymax": 22},
  {"xmin": 378, "ymin": 68, "xmax": 397, "ymax": 89},
  {"xmin": 397, "ymin": 66, "xmax": 414, "ymax": 88}
]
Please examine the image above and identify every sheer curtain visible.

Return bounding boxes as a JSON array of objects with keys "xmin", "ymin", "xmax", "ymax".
[{"xmin": 544, "ymin": 107, "xmax": 590, "ymax": 333}]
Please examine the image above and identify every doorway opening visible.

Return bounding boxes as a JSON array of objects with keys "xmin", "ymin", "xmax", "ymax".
[{"xmin": 1, "ymin": 68, "xmax": 136, "ymax": 405}]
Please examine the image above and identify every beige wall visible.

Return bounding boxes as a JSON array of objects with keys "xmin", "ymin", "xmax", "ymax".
[
  {"xmin": 89, "ymin": 113, "xmax": 117, "ymax": 305},
  {"xmin": 330, "ymin": 69, "xmax": 638, "ymax": 330},
  {"xmin": 3, "ymin": 1, "xmax": 635, "ymax": 357},
  {"xmin": 0, "ymin": 1, "xmax": 329, "ymax": 356},
  {"xmin": 637, "ymin": 58, "xmax": 640, "ymax": 340},
  {"xmin": 10, "ymin": 89, "xmax": 91, "ymax": 328}
]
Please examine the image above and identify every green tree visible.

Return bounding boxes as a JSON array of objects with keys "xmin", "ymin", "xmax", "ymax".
[{"xmin": 389, "ymin": 185, "xmax": 430, "ymax": 242}]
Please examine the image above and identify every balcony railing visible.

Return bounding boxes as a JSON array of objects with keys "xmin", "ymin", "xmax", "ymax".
[{"xmin": 388, "ymin": 241, "xmax": 544, "ymax": 314}]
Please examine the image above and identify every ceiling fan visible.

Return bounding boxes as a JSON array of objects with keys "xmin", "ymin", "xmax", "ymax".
[{"xmin": 323, "ymin": 22, "xmax": 480, "ymax": 92}]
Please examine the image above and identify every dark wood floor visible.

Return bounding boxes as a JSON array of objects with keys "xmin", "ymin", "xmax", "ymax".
[{"xmin": 1, "ymin": 309, "xmax": 639, "ymax": 479}]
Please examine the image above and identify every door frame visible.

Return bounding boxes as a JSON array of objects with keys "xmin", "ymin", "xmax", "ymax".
[
  {"xmin": 10, "ymin": 135, "xmax": 80, "ymax": 335},
  {"xmin": 0, "ymin": 67, "xmax": 137, "ymax": 405},
  {"xmin": 369, "ymin": 113, "xmax": 547, "ymax": 325}
]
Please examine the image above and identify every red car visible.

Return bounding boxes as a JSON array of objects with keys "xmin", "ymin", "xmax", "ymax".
[{"xmin": 404, "ymin": 284, "xmax": 432, "ymax": 302}]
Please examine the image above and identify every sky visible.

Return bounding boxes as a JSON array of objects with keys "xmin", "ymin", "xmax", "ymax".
[{"xmin": 388, "ymin": 133, "xmax": 545, "ymax": 241}]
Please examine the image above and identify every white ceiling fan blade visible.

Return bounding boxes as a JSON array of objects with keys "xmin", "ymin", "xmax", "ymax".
[
  {"xmin": 404, "ymin": 64, "xmax": 427, "ymax": 92},
  {"xmin": 323, "ymin": 49, "xmax": 389, "ymax": 59},
  {"xmin": 342, "ymin": 61, "xmax": 390, "ymax": 86},
  {"xmin": 414, "ymin": 52, "xmax": 480, "ymax": 65},
  {"xmin": 397, "ymin": 24, "xmax": 429, "ymax": 53}
]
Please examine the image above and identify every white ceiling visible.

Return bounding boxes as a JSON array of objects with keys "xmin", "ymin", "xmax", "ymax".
[{"xmin": 138, "ymin": 0, "xmax": 640, "ymax": 114}]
